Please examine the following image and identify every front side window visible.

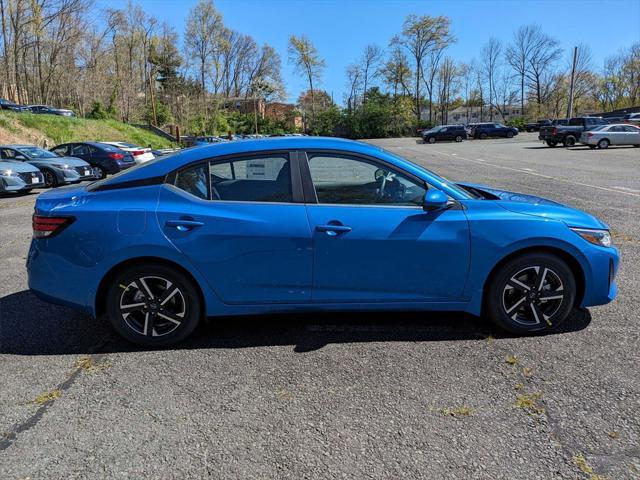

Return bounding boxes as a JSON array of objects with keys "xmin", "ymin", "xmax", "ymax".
[
  {"xmin": 307, "ymin": 153, "xmax": 426, "ymax": 206},
  {"xmin": 72, "ymin": 144, "xmax": 89, "ymax": 155},
  {"xmin": 209, "ymin": 154, "xmax": 292, "ymax": 202}
]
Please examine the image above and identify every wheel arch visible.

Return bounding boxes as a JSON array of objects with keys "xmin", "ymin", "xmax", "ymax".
[
  {"xmin": 481, "ymin": 246, "xmax": 586, "ymax": 314},
  {"xmin": 95, "ymin": 256, "xmax": 206, "ymax": 319}
]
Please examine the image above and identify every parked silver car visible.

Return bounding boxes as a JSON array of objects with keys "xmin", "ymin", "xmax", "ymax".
[
  {"xmin": 579, "ymin": 124, "xmax": 640, "ymax": 149},
  {"xmin": 0, "ymin": 159, "xmax": 44, "ymax": 193},
  {"xmin": 0, "ymin": 145, "xmax": 94, "ymax": 187}
]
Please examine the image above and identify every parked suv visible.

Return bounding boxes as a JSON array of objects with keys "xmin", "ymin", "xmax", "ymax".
[
  {"xmin": 51, "ymin": 142, "xmax": 135, "ymax": 179},
  {"xmin": 471, "ymin": 123, "xmax": 518, "ymax": 139},
  {"xmin": 422, "ymin": 125, "xmax": 467, "ymax": 143},
  {"xmin": 623, "ymin": 113, "xmax": 640, "ymax": 127}
]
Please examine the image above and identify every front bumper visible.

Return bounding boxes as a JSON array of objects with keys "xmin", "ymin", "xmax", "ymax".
[
  {"xmin": 580, "ymin": 244, "xmax": 619, "ymax": 307},
  {"xmin": 1, "ymin": 172, "xmax": 45, "ymax": 191}
]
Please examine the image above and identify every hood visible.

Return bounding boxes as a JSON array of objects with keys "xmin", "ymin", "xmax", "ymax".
[
  {"xmin": 457, "ymin": 182, "xmax": 608, "ymax": 230},
  {"xmin": 31, "ymin": 156, "xmax": 89, "ymax": 167},
  {"xmin": 0, "ymin": 160, "xmax": 40, "ymax": 173}
]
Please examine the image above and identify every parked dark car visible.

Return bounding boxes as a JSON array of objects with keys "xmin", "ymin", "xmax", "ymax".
[
  {"xmin": 525, "ymin": 119, "xmax": 552, "ymax": 132},
  {"xmin": 538, "ymin": 117, "xmax": 608, "ymax": 147},
  {"xmin": 0, "ymin": 145, "xmax": 94, "ymax": 187},
  {"xmin": 27, "ymin": 104, "xmax": 75, "ymax": 117},
  {"xmin": 50, "ymin": 142, "xmax": 135, "ymax": 178},
  {"xmin": 471, "ymin": 123, "xmax": 518, "ymax": 139},
  {"xmin": 0, "ymin": 98, "xmax": 29, "ymax": 112},
  {"xmin": 422, "ymin": 125, "xmax": 467, "ymax": 143}
]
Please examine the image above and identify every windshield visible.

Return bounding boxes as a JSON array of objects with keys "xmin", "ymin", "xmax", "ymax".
[
  {"xmin": 380, "ymin": 148, "xmax": 475, "ymax": 199},
  {"xmin": 16, "ymin": 147, "xmax": 58, "ymax": 158}
]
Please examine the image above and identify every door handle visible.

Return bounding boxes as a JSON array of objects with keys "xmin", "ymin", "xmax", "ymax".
[
  {"xmin": 316, "ymin": 224, "xmax": 352, "ymax": 236},
  {"xmin": 165, "ymin": 219, "xmax": 204, "ymax": 231}
]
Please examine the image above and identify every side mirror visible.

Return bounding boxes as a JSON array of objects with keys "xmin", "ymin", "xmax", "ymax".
[
  {"xmin": 422, "ymin": 189, "xmax": 449, "ymax": 212},
  {"xmin": 15, "ymin": 155, "xmax": 26, "ymax": 160}
]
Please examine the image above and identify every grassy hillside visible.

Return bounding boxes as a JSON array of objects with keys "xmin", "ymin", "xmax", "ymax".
[{"xmin": 0, "ymin": 112, "xmax": 175, "ymax": 148}]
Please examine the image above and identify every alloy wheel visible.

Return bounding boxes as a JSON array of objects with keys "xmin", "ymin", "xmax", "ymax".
[
  {"xmin": 501, "ymin": 266, "xmax": 564, "ymax": 327},
  {"xmin": 118, "ymin": 275, "xmax": 186, "ymax": 337},
  {"xmin": 43, "ymin": 170, "xmax": 56, "ymax": 187}
]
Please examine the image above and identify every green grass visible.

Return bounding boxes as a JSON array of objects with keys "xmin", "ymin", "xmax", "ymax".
[{"xmin": 1, "ymin": 112, "xmax": 175, "ymax": 148}]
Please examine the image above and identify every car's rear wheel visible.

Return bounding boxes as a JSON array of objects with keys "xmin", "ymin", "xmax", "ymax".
[
  {"xmin": 42, "ymin": 169, "xmax": 58, "ymax": 188},
  {"xmin": 106, "ymin": 264, "xmax": 202, "ymax": 346},
  {"xmin": 455, "ymin": 135, "xmax": 463, "ymax": 142},
  {"xmin": 93, "ymin": 166, "xmax": 107, "ymax": 179},
  {"xmin": 598, "ymin": 139, "xmax": 610, "ymax": 149},
  {"xmin": 563, "ymin": 135, "xmax": 576, "ymax": 147},
  {"xmin": 479, "ymin": 133, "xmax": 488, "ymax": 140},
  {"xmin": 485, "ymin": 252, "xmax": 576, "ymax": 334},
  {"xmin": 546, "ymin": 140, "xmax": 557, "ymax": 147}
]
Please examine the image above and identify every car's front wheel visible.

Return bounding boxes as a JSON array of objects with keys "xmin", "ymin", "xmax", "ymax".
[
  {"xmin": 479, "ymin": 133, "xmax": 488, "ymax": 140},
  {"xmin": 426, "ymin": 136, "xmax": 436, "ymax": 144},
  {"xmin": 106, "ymin": 264, "xmax": 202, "ymax": 346},
  {"xmin": 455, "ymin": 135, "xmax": 463, "ymax": 142},
  {"xmin": 506, "ymin": 131, "xmax": 514, "ymax": 138},
  {"xmin": 485, "ymin": 252, "xmax": 576, "ymax": 334}
]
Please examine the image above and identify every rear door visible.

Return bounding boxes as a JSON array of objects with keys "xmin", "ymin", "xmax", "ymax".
[{"xmin": 157, "ymin": 151, "xmax": 313, "ymax": 304}]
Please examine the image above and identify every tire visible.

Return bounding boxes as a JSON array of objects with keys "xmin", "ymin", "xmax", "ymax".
[
  {"xmin": 479, "ymin": 132, "xmax": 488, "ymax": 140},
  {"xmin": 106, "ymin": 264, "xmax": 202, "ymax": 347},
  {"xmin": 563, "ymin": 135, "xmax": 576, "ymax": 147},
  {"xmin": 42, "ymin": 169, "xmax": 58, "ymax": 188},
  {"xmin": 598, "ymin": 139, "xmax": 609, "ymax": 149},
  {"xmin": 427, "ymin": 136, "xmax": 436, "ymax": 144},
  {"xmin": 93, "ymin": 166, "xmax": 107, "ymax": 179},
  {"xmin": 454, "ymin": 135, "xmax": 463, "ymax": 142},
  {"xmin": 633, "ymin": 145, "xmax": 639, "ymax": 148},
  {"xmin": 506, "ymin": 131, "xmax": 514, "ymax": 138},
  {"xmin": 546, "ymin": 140, "xmax": 557, "ymax": 148},
  {"xmin": 485, "ymin": 252, "xmax": 576, "ymax": 335}
]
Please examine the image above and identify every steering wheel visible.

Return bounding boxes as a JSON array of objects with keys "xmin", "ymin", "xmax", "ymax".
[{"xmin": 375, "ymin": 168, "xmax": 392, "ymax": 200}]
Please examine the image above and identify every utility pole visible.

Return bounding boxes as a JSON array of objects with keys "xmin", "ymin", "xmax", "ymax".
[{"xmin": 566, "ymin": 46, "xmax": 578, "ymax": 119}]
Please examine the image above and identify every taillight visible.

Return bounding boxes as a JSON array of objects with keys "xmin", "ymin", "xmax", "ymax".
[
  {"xmin": 32, "ymin": 215, "xmax": 74, "ymax": 238},
  {"xmin": 587, "ymin": 133, "xmax": 593, "ymax": 138},
  {"xmin": 552, "ymin": 127, "xmax": 557, "ymax": 135},
  {"xmin": 132, "ymin": 150, "xmax": 144, "ymax": 156},
  {"xmin": 108, "ymin": 153, "xmax": 124, "ymax": 160}
]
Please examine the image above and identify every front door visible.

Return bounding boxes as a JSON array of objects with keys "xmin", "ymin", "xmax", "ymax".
[
  {"xmin": 157, "ymin": 152, "xmax": 313, "ymax": 305},
  {"xmin": 303, "ymin": 152, "xmax": 470, "ymax": 303}
]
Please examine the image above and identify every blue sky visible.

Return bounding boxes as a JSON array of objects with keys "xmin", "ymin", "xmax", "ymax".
[{"xmin": 99, "ymin": 0, "xmax": 640, "ymax": 104}]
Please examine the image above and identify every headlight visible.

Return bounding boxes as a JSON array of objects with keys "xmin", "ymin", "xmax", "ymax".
[
  {"xmin": 1, "ymin": 169, "xmax": 14, "ymax": 176},
  {"xmin": 571, "ymin": 227, "xmax": 612, "ymax": 247},
  {"xmin": 53, "ymin": 163, "xmax": 73, "ymax": 170}
]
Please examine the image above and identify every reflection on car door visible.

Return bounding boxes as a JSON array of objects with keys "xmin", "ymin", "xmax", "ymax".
[
  {"xmin": 302, "ymin": 151, "xmax": 470, "ymax": 302},
  {"xmin": 156, "ymin": 153, "xmax": 313, "ymax": 305}
]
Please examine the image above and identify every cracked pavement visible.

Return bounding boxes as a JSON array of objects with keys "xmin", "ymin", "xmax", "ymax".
[{"xmin": 1, "ymin": 133, "xmax": 639, "ymax": 479}]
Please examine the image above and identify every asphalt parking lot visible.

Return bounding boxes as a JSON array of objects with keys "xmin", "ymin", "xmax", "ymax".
[{"xmin": 1, "ymin": 132, "xmax": 639, "ymax": 479}]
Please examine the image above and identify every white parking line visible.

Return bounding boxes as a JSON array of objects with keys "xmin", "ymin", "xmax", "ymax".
[
  {"xmin": 432, "ymin": 151, "xmax": 640, "ymax": 198},
  {"xmin": 614, "ymin": 186, "xmax": 640, "ymax": 194}
]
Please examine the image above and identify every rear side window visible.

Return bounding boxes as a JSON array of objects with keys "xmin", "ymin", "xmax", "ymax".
[
  {"xmin": 209, "ymin": 154, "xmax": 292, "ymax": 203},
  {"xmin": 174, "ymin": 163, "xmax": 209, "ymax": 200}
]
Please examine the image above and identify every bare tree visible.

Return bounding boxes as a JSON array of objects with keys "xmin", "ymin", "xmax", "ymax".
[
  {"xmin": 526, "ymin": 28, "xmax": 562, "ymax": 106},
  {"xmin": 380, "ymin": 47, "xmax": 411, "ymax": 97},
  {"xmin": 288, "ymin": 34, "xmax": 325, "ymax": 125},
  {"xmin": 506, "ymin": 25, "xmax": 537, "ymax": 116},
  {"xmin": 184, "ymin": 0, "xmax": 223, "ymax": 97},
  {"xmin": 360, "ymin": 44, "xmax": 383, "ymax": 101},
  {"xmin": 480, "ymin": 38, "xmax": 501, "ymax": 121},
  {"xmin": 391, "ymin": 14, "xmax": 453, "ymax": 122},
  {"xmin": 345, "ymin": 63, "xmax": 362, "ymax": 111}
]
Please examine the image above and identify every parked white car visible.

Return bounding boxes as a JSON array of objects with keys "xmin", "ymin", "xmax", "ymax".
[
  {"xmin": 579, "ymin": 124, "xmax": 640, "ymax": 149},
  {"xmin": 102, "ymin": 142, "xmax": 155, "ymax": 164}
]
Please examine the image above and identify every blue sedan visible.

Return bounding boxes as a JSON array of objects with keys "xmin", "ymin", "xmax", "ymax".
[{"xmin": 27, "ymin": 137, "xmax": 619, "ymax": 346}]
